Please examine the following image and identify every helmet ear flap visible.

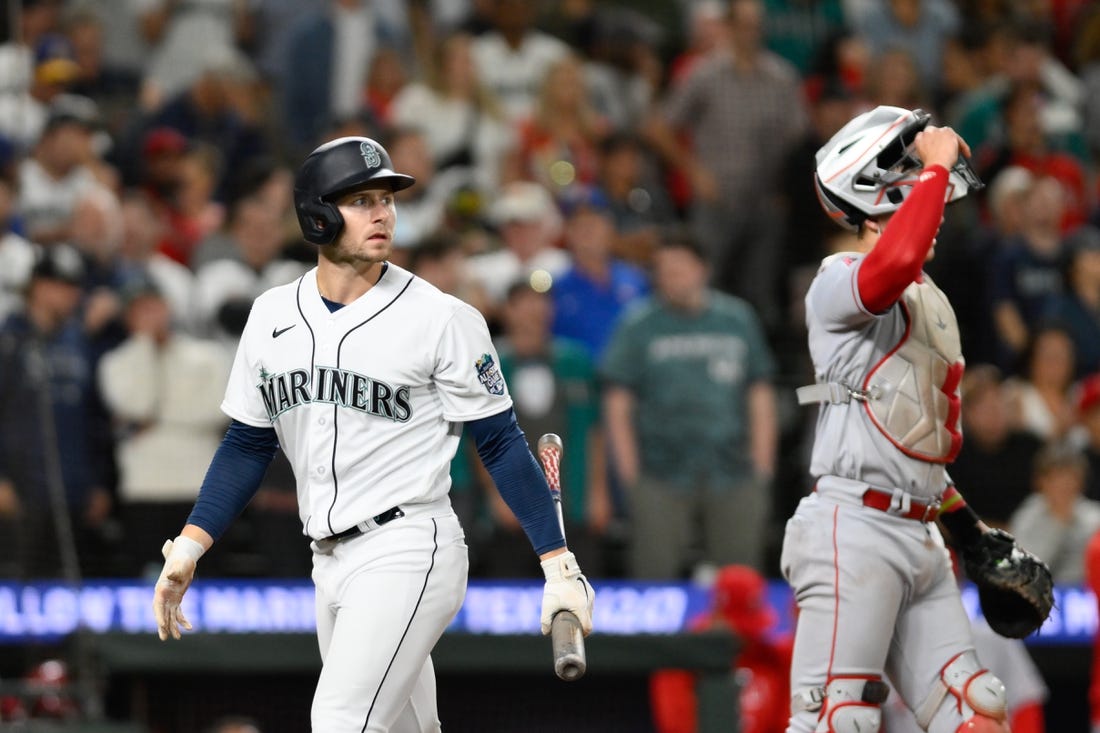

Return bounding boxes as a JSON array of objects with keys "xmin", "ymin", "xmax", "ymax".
[{"xmin": 297, "ymin": 200, "xmax": 344, "ymax": 245}]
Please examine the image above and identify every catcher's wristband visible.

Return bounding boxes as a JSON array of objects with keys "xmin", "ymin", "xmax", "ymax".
[{"xmin": 937, "ymin": 487, "xmax": 983, "ymax": 546}]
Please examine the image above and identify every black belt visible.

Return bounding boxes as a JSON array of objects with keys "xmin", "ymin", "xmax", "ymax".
[{"xmin": 322, "ymin": 506, "xmax": 404, "ymax": 543}]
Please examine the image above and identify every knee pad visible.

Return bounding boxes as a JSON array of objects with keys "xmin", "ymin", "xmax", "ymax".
[
  {"xmin": 792, "ymin": 675, "xmax": 889, "ymax": 733},
  {"xmin": 915, "ymin": 650, "xmax": 1007, "ymax": 729}
]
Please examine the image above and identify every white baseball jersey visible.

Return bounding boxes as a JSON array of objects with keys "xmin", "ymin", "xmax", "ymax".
[
  {"xmin": 221, "ymin": 263, "xmax": 511, "ymax": 540},
  {"xmin": 805, "ymin": 252, "xmax": 958, "ymax": 498}
]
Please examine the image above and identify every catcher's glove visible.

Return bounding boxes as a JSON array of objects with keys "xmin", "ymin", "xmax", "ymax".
[{"xmin": 959, "ymin": 528, "xmax": 1054, "ymax": 639}]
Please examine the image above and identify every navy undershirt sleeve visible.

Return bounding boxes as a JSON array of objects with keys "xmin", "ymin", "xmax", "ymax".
[
  {"xmin": 186, "ymin": 419, "xmax": 280, "ymax": 541},
  {"xmin": 466, "ymin": 408, "xmax": 566, "ymax": 556}
]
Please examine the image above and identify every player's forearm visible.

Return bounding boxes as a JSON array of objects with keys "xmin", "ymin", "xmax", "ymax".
[
  {"xmin": 467, "ymin": 409, "xmax": 565, "ymax": 556},
  {"xmin": 937, "ymin": 486, "xmax": 988, "ymax": 546},
  {"xmin": 856, "ymin": 165, "xmax": 949, "ymax": 313}
]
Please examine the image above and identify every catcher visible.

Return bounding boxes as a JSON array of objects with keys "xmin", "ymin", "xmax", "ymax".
[{"xmin": 784, "ymin": 106, "xmax": 1053, "ymax": 733}]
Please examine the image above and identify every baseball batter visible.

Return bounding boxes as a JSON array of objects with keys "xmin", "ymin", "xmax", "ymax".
[
  {"xmin": 782, "ymin": 108, "xmax": 1008, "ymax": 733},
  {"xmin": 151, "ymin": 137, "xmax": 595, "ymax": 732}
]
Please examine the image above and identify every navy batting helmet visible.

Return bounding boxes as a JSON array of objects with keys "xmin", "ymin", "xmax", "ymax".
[{"xmin": 293, "ymin": 136, "xmax": 416, "ymax": 245}]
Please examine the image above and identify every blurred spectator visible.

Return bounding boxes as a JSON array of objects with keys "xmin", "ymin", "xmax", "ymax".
[
  {"xmin": 386, "ymin": 126, "xmax": 470, "ymax": 256},
  {"xmin": 471, "ymin": 0, "xmax": 570, "ymax": 124},
  {"xmin": 153, "ymin": 143, "xmax": 226, "ymax": 268},
  {"xmin": 0, "ymin": 244, "xmax": 115, "ymax": 579},
  {"xmin": 97, "ymin": 282, "xmax": 229, "ymax": 577},
  {"xmin": 851, "ymin": 0, "xmax": 959, "ymax": 94},
  {"xmin": 193, "ymin": 195, "xmax": 308, "ymax": 342},
  {"xmin": 479, "ymin": 281, "xmax": 609, "ymax": 576},
  {"xmin": 0, "ymin": 32, "xmax": 81, "ymax": 150},
  {"xmin": 650, "ymin": 565, "xmax": 792, "ymax": 733},
  {"xmin": 280, "ymin": 0, "xmax": 412, "ymax": 156},
  {"xmin": 863, "ymin": 47, "xmax": 929, "ymax": 110},
  {"xmin": 975, "ymin": 80, "xmax": 1088, "ymax": 232},
  {"xmin": 16, "ymin": 94, "xmax": 107, "ymax": 245},
  {"xmin": 144, "ymin": 46, "xmax": 268, "ymax": 203},
  {"xmin": 1005, "ymin": 325, "xmax": 1079, "ymax": 441},
  {"xmin": 957, "ymin": 23, "xmax": 1086, "ymax": 162},
  {"xmin": 1010, "ymin": 438, "xmax": 1100, "ymax": 584},
  {"xmin": 390, "ymin": 32, "xmax": 514, "ymax": 196},
  {"xmin": 137, "ymin": 0, "xmax": 255, "ymax": 109},
  {"xmin": 115, "ymin": 190, "xmax": 197, "ymax": 333},
  {"xmin": 407, "ymin": 232, "xmax": 489, "ymax": 316},
  {"xmin": 802, "ymin": 27, "xmax": 871, "ymax": 102},
  {"xmin": 646, "ymin": 0, "xmax": 808, "ymax": 331},
  {"xmin": 667, "ymin": 0, "xmax": 731, "ymax": 85},
  {"xmin": 596, "ymin": 131, "xmax": 677, "ymax": 266},
  {"xmin": 514, "ymin": 53, "xmax": 609, "ymax": 192},
  {"xmin": 0, "ymin": 172, "xmax": 35, "ymax": 322},
  {"xmin": 601, "ymin": 233, "xmax": 777, "ymax": 577},
  {"xmin": 61, "ymin": 6, "xmax": 140, "ymax": 133},
  {"xmin": 948, "ymin": 364, "xmax": 1041, "ymax": 526},
  {"xmin": 1079, "ymin": 7, "xmax": 1100, "ymax": 161},
  {"xmin": 465, "ymin": 180, "xmax": 569, "ymax": 314},
  {"xmin": 360, "ymin": 45, "xmax": 408, "ymax": 129},
  {"xmin": 760, "ymin": 0, "xmax": 845, "ymax": 75},
  {"xmin": 550, "ymin": 184, "xmax": 649, "ymax": 362},
  {"xmin": 989, "ymin": 175, "xmax": 1066, "ymax": 367},
  {"xmin": 1077, "ymin": 373, "xmax": 1100, "ymax": 503},
  {"xmin": 1043, "ymin": 226, "xmax": 1100, "ymax": 378}
]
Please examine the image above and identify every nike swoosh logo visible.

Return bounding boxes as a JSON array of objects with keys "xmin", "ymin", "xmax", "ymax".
[{"xmin": 272, "ymin": 325, "xmax": 296, "ymax": 338}]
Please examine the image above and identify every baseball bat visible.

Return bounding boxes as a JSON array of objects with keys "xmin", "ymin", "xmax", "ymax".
[{"xmin": 537, "ymin": 433, "xmax": 587, "ymax": 682}]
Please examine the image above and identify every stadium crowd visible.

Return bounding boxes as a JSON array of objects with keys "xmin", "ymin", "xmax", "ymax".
[{"xmin": 2, "ymin": 0, "xmax": 1100, "ymax": 726}]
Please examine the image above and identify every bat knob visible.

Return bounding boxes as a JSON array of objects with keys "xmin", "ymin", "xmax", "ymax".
[{"xmin": 537, "ymin": 433, "xmax": 563, "ymax": 457}]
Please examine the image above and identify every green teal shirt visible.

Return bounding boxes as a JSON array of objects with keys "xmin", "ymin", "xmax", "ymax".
[{"xmin": 600, "ymin": 291, "xmax": 775, "ymax": 486}]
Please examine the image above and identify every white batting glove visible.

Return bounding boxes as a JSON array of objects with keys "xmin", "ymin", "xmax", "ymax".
[
  {"xmin": 153, "ymin": 536, "xmax": 204, "ymax": 641},
  {"xmin": 540, "ymin": 551, "xmax": 595, "ymax": 636}
]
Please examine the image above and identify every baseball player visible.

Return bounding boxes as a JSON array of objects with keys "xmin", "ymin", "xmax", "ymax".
[
  {"xmin": 783, "ymin": 107, "xmax": 1010, "ymax": 732},
  {"xmin": 150, "ymin": 136, "xmax": 595, "ymax": 732}
]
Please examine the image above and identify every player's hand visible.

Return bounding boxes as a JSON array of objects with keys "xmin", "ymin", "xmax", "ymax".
[
  {"xmin": 540, "ymin": 551, "xmax": 595, "ymax": 636},
  {"xmin": 153, "ymin": 536, "xmax": 205, "ymax": 641},
  {"xmin": 914, "ymin": 126, "xmax": 971, "ymax": 171}
]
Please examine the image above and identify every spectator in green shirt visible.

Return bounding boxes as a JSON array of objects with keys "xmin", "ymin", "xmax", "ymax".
[{"xmin": 601, "ymin": 231, "xmax": 777, "ymax": 578}]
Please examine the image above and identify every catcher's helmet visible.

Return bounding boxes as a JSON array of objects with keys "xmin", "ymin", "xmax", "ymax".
[
  {"xmin": 294, "ymin": 136, "xmax": 416, "ymax": 245},
  {"xmin": 814, "ymin": 105, "xmax": 983, "ymax": 231}
]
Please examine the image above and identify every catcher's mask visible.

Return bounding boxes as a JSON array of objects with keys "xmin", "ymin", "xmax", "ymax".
[
  {"xmin": 293, "ymin": 136, "xmax": 416, "ymax": 245},
  {"xmin": 813, "ymin": 105, "xmax": 984, "ymax": 231}
]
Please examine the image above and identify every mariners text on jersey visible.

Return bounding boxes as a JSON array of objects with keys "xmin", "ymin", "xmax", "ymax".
[{"xmin": 257, "ymin": 364, "xmax": 412, "ymax": 423}]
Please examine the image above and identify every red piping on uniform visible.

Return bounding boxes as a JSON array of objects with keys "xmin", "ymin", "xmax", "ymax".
[{"xmin": 823, "ymin": 505, "xmax": 841, "ymax": 724}]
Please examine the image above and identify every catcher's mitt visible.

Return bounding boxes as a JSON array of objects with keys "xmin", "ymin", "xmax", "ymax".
[{"xmin": 959, "ymin": 528, "xmax": 1054, "ymax": 639}]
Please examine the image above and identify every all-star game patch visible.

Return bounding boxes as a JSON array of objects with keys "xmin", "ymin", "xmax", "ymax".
[{"xmin": 475, "ymin": 353, "xmax": 505, "ymax": 395}]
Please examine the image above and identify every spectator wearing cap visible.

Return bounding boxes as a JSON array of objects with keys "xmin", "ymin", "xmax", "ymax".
[
  {"xmin": 650, "ymin": 565, "xmax": 792, "ymax": 733},
  {"xmin": 97, "ymin": 280, "xmax": 230, "ymax": 576},
  {"xmin": 550, "ymin": 184, "xmax": 648, "ymax": 362},
  {"xmin": 465, "ymin": 180, "xmax": 571, "ymax": 319},
  {"xmin": 1076, "ymin": 373, "xmax": 1100, "ymax": 502},
  {"xmin": 16, "ymin": 94, "xmax": 111, "ymax": 247},
  {"xmin": 0, "ymin": 33, "xmax": 82, "ymax": 151},
  {"xmin": 1009, "ymin": 438, "xmax": 1100, "ymax": 585},
  {"xmin": 1042, "ymin": 226, "xmax": 1100, "ymax": 378},
  {"xmin": 0, "ymin": 244, "xmax": 116, "ymax": 578}
]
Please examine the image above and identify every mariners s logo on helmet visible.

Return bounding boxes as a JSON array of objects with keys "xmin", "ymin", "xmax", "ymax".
[{"xmin": 360, "ymin": 141, "xmax": 382, "ymax": 169}]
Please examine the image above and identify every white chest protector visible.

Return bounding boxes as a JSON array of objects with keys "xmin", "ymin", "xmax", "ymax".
[{"xmin": 798, "ymin": 274, "xmax": 965, "ymax": 464}]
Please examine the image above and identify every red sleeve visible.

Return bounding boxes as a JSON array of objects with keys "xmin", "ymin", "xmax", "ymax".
[
  {"xmin": 856, "ymin": 165, "xmax": 950, "ymax": 313},
  {"xmin": 650, "ymin": 670, "xmax": 699, "ymax": 733}
]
